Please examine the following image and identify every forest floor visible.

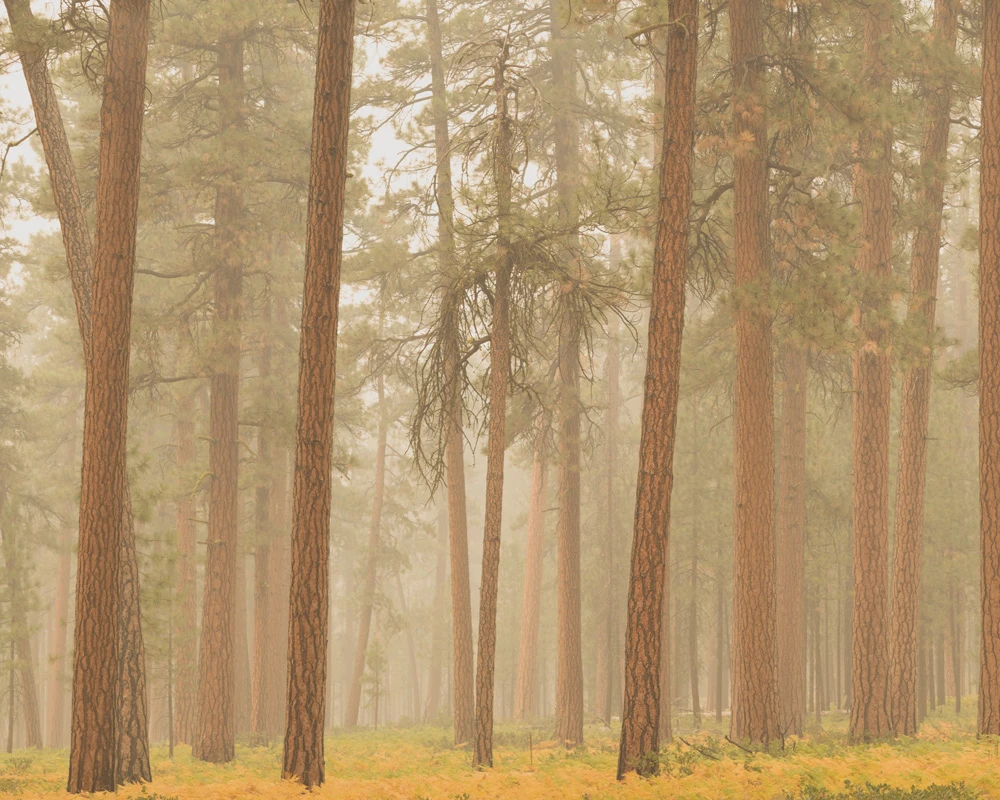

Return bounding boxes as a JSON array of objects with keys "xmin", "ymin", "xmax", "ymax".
[{"xmin": 2, "ymin": 707, "xmax": 996, "ymax": 799}]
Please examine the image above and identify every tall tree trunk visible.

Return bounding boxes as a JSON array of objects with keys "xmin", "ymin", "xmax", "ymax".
[
  {"xmin": 980, "ymin": 0, "xmax": 1000, "ymax": 738},
  {"xmin": 936, "ymin": 633, "xmax": 946, "ymax": 708},
  {"xmin": 549, "ymin": 0, "xmax": 584, "ymax": 747},
  {"xmin": 729, "ymin": 0, "xmax": 780, "ymax": 747},
  {"xmin": 514, "ymin": 419, "xmax": 547, "ymax": 720},
  {"xmin": 423, "ymin": 502, "xmax": 448, "ymax": 722},
  {"xmin": 617, "ymin": 0, "xmax": 697, "ymax": 778},
  {"xmin": 777, "ymin": 344, "xmax": 808, "ymax": 737},
  {"xmin": 67, "ymin": 0, "xmax": 149, "ymax": 790},
  {"xmin": 5, "ymin": 0, "xmax": 149, "ymax": 779},
  {"xmin": 888, "ymin": 0, "xmax": 958, "ymax": 737},
  {"xmin": 473, "ymin": 46, "xmax": 514, "ymax": 768},
  {"xmin": 950, "ymin": 582, "xmax": 963, "ymax": 714},
  {"xmin": 282, "ymin": 0, "xmax": 354, "ymax": 784},
  {"xmin": 850, "ymin": 0, "xmax": 894, "ymax": 742},
  {"xmin": 689, "ymin": 514, "xmax": 701, "ymax": 729},
  {"xmin": 46, "ymin": 532, "xmax": 71, "ymax": 748},
  {"xmin": 394, "ymin": 572, "xmax": 422, "ymax": 721},
  {"xmin": 195, "ymin": 33, "xmax": 245, "ymax": 764},
  {"xmin": 345, "ymin": 374, "xmax": 389, "ymax": 728},
  {"xmin": 174, "ymin": 388, "xmax": 198, "ymax": 746},
  {"xmin": 426, "ymin": 0, "xmax": 475, "ymax": 745}
]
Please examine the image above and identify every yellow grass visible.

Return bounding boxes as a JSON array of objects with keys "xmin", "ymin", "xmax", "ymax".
[{"xmin": 1, "ymin": 710, "xmax": 996, "ymax": 799}]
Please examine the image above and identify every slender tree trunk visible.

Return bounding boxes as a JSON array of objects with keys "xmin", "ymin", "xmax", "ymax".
[
  {"xmin": 175, "ymin": 389, "xmax": 198, "ymax": 746},
  {"xmin": 888, "ymin": 0, "xmax": 958, "ymax": 737},
  {"xmin": 936, "ymin": 633, "xmax": 946, "ymax": 708},
  {"xmin": 345, "ymin": 375, "xmax": 389, "ymax": 727},
  {"xmin": 689, "ymin": 532, "xmax": 701, "ymax": 729},
  {"xmin": 394, "ymin": 573, "xmax": 421, "ymax": 721},
  {"xmin": 67, "ymin": 1, "xmax": 149, "ymax": 790},
  {"xmin": 617, "ymin": 0, "xmax": 697, "ymax": 778},
  {"xmin": 426, "ymin": 0, "xmax": 475, "ymax": 745},
  {"xmin": 981, "ymin": 0, "xmax": 1000, "ymax": 737},
  {"xmin": 777, "ymin": 345, "xmax": 808, "ymax": 737},
  {"xmin": 46, "ymin": 533, "xmax": 71, "ymax": 748},
  {"xmin": 549, "ymin": 0, "xmax": 584, "ymax": 747},
  {"xmin": 514, "ymin": 419, "xmax": 547, "ymax": 720},
  {"xmin": 234, "ymin": 551, "xmax": 251, "ymax": 737},
  {"xmin": 729, "ymin": 0, "xmax": 780, "ymax": 747},
  {"xmin": 850, "ymin": 0, "xmax": 894, "ymax": 742},
  {"xmin": 473, "ymin": 47, "xmax": 514, "ymax": 768},
  {"xmin": 917, "ymin": 627, "xmax": 928, "ymax": 723},
  {"xmin": 423, "ymin": 501, "xmax": 448, "ymax": 722},
  {"xmin": 715, "ymin": 551, "xmax": 726, "ymax": 723},
  {"xmin": 950, "ymin": 583, "xmax": 963, "ymax": 714},
  {"xmin": 267, "ymin": 446, "xmax": 290, "ymax": 738},
  {"xmin": 282, "ymin": 1, "xmax": 354, "ymax": 783},
  {"xmin": 195, "ymin": 33, "xmax": 245, "ymax": 765}
]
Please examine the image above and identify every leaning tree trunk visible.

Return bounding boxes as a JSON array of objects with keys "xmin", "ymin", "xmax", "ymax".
[
  {"xmin": 729, "ymin": 0, "xmax": 780, "ymax": 747},
  {"xmin": 426, "ymin": 0, "xmax": 476, "ymax": 745},
  {"xmin": 473, "ymin": 45, "xmax": 515, "ymax": 768},
  {"xmin": 67, "ymin": 0, "xmax": 149, "ymax": 791},
  {"xmin": 345, "ymin": 373, "xmax": 389, "ymax": 728},
  {"xmin": 888, "ymin": 0, "xmax": 957, "ymax": 737},
  {"xmin": 195, "ymin": 33, "xmax": 246, "ymax": 765},
  {"xmin": 776, "ymin": 344, "xmax": 808, "ymax": 738},
  {"xmin": 850, "ymin": 0, "xmax": 894, "ymax": 742},
  {"xmin": 617, "ymin": 0, "xmax": 698, "ymax": 779},
  {"xmin": 282, "ymin": 0, "xmax": 355, "ymax": 785},
  {"xmin": 513, "ymin": 419, "xmax": 547, "ymax": 721}
]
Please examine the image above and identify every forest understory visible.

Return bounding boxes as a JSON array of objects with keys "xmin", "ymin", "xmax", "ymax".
[{"xmin": 0, "ymin": 712, "xmax": 994, "ymax": 800}]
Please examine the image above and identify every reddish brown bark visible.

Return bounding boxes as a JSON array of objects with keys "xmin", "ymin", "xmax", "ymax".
[
  {"xmin": 888, "ymin": 0, "xmax": 957, "ymax": 737},
  {"xmin": 850, "ymin": 0, "xmax": 894, "ymax": 742},
  {"xmin": 67, "ymin": 0, "xmax": 149, "ymax": 790},
  {"xmin": 514, "ymin": 419, "xmax": 547, "ymax": 720},
  {"xmin": 617, "ymin": 0, "xmax": 697, "ymax": 778},
  {"xmin": 195, "ymin": 34, "xmax": 245, "ymax": 764},
  {"xmin": 473, "ymin": 50, "xmax": 515, "ymax": 766},
  {"xmin": 282, "ymin": 0, "xmax": 355, "ymax": 784},
  {"xmin": 777, "ymin": 345, "xmax": 808, "ymax": 737},
  {"xmin": 729, "ymin": 0, "xmax": 780, "ymax": 747}
]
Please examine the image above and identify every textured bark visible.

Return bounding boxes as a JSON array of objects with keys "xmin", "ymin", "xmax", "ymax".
[
  {"xmin": 345, "ymin": 374, "xmax": 388, "ymax": 728},
  {"xmin": 473, "ymin": 48, "xmax": 514, "ymax": 767},
  {"xmin": 850, "ymin": 0, "xmax": 894, "ymax": 742},
  {"xmin": 617, "ymin": 0, "xmax": 697, "ymax": 778},
  {"xmin": 423, "ymin": 502, "xmax": 449, "ymax": 722},
  {"xmin": 282, "ymin": 0, "xmax": 354, "ymax": 784},
  {"xmin": 777, "ymin": 345, "xmax": 808, "ymax": 737},
  {"xmin": 729, "ymin": 0, "xmax": 780, "ymax": 748},
  {"xmin": 67, "ymin": 0, "xmax": 149, "ymax": 790},
  {"xmin": 46, "ymin": 534, "xmax": 71, "ymax": 748},
  {"xmin": 979, "ymin": 0, "xmax": 1000, "ymax": 739},
  {"xmin": 117, "ymin": 482, "xmax": 150, "ymax": 783},
  {"xmin": 888, "ymin": 0, "xmax": 957, "ymax": 737},
  {"xmin": 195, "ymin": 34, "xmax": 245, "ymax": 764},
  {"xmin": 549, "ymin": 0, "xmax": 584, "ymax": 747},
  {"xmin": 426, "ymin": 0, "xmax": 475, "ymax": 745},
  {"xmin": 514, "ymin": 419, "xmax": 548, "ymax": 720},
  {"xmin": 174, "ymin": 389, "xmax": 198, "ymax": 745}
]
